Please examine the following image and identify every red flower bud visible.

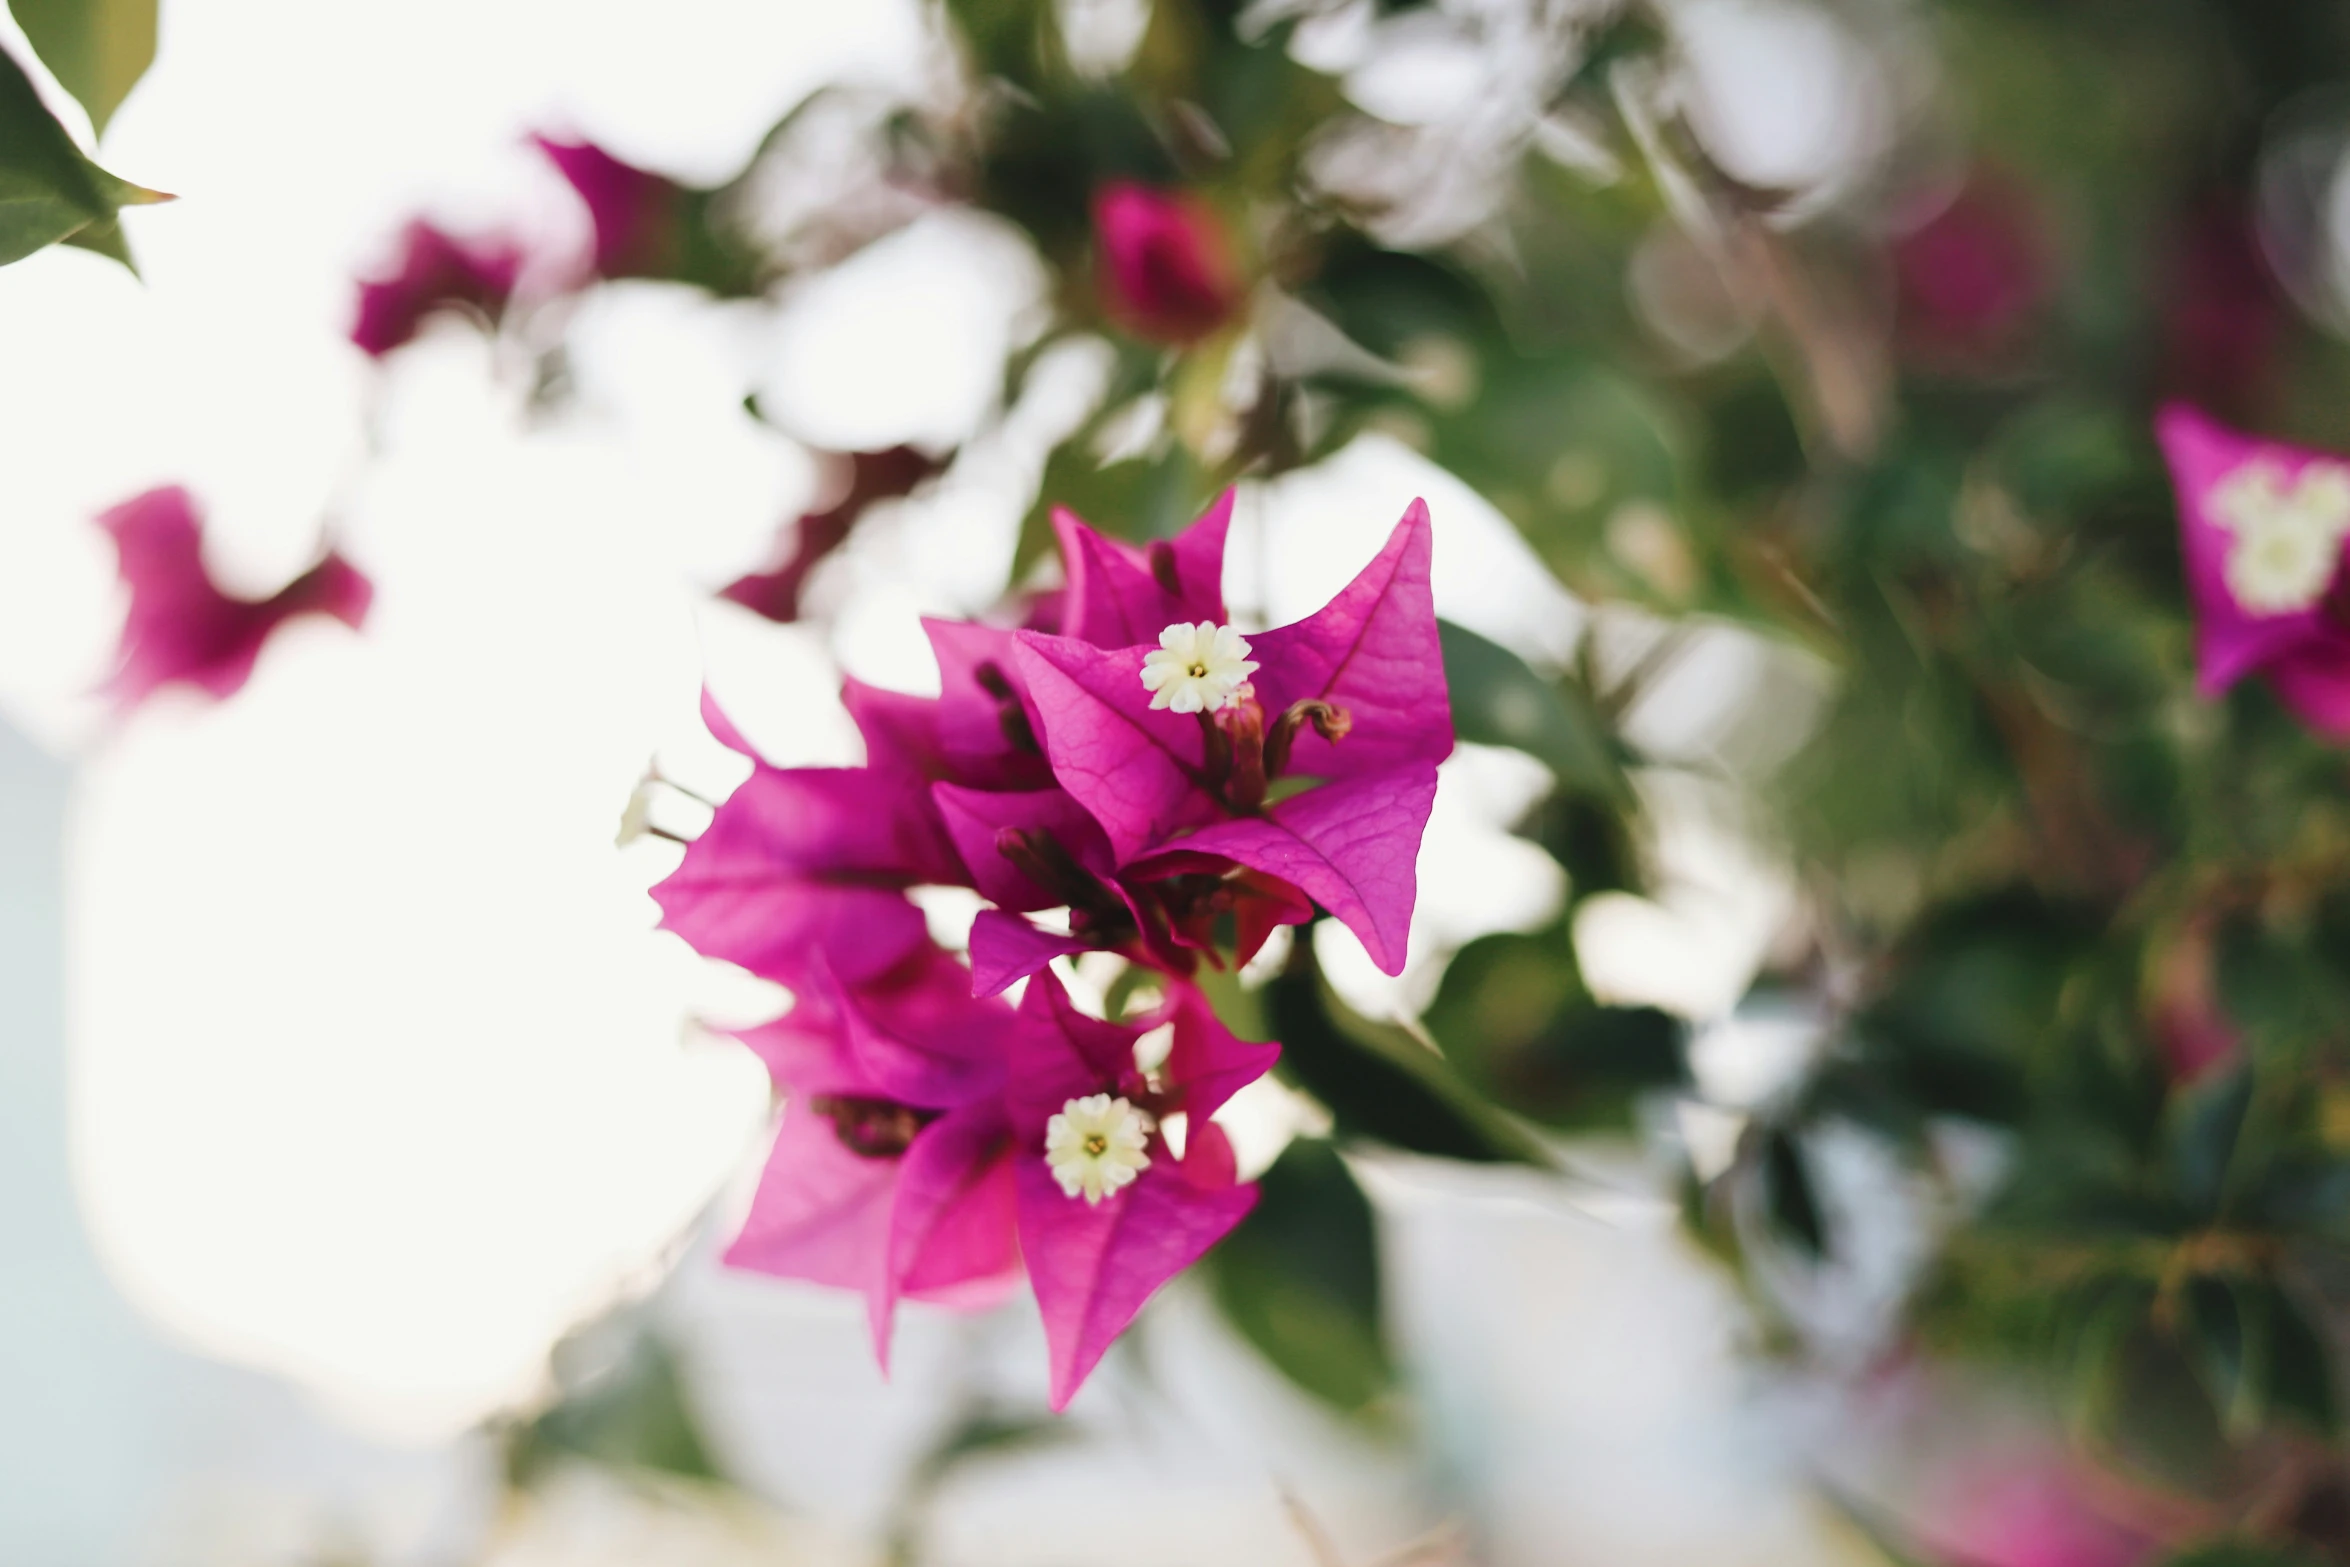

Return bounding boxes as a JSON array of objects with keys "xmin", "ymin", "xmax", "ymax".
[{"xmin": 1092, "ymin": 181, "xmax": 1243, "ymax": 345}]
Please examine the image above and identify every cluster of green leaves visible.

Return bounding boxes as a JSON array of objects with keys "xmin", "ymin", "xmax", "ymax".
[{"xmin": 1, "ymin": 0, "xmax": 163, "ymax": 270}]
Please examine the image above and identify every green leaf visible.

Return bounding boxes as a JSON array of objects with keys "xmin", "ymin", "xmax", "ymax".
[
  {"xmin": 1439, "ymin": 619, "xmax": 1628, "ymax": 803},
  {"xmin": 2180, "ymin": 1275, "xmax": 2266, "ymax": 1439},
  {"xmin": 1761, "ymin": 1126, "xmax": 1827, "ymax": 1257},
  {"xmin": 2260, "ymin": 1282, "xmax": 2337, "ymax": 1435},
  {"xmin": 506, "ymin": 1330, "xmax": 722, "ymax": 1485},
  {"xmin": 2167, "ymin": 1063, "xmax": 2254, "ymax": 1219},
  {"xmin": 0, "ymin": 42, "xmax": 164, "ymax": 269},
  {"xmin": 10, "ymin": 0, "xmax": 156, "ymax": 133},
  {"xmin": 1262, "ymin": 935, "xmax": 1554, "ymax": 1166},
  {"xmin": 1205, "ymin": 1137, "xmax": 1394, "ymax": 1412},
  {"xmin": 1423, "ymin": 925, "xmax": 1684, "ymax": 1132},
  {"xmin": 61, "ymin": 210, "xmax": 130, "ymax": 268}
]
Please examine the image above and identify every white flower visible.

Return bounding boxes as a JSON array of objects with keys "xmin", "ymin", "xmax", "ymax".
[
  {"xmin": 2227, "ymin": 516, "xmax": 2340, "ymax": 615},
  {"xmin": 1140, "ymin": 621, "xmax": 1258, "ymax": 714},
  {"xmin": 1044, "ymin": 1093, "xmax": 1153, "ymax": 1204},
  {"xmin": 2210, "ymin": 458, "xmax": 2350, "ymax": 616},
  {"xmin": 2209, "ymin": 458, "xmax": 2350, "ymax": 538}
]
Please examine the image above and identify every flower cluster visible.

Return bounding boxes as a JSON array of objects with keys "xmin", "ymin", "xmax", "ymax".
[
  {"xmin": 655, "ymin": 493, "xmax": 1453, "ymax": 1406},
  {"xmin": 2158, "ymin": 403, "xmax": 2350, "ymax": 734}
]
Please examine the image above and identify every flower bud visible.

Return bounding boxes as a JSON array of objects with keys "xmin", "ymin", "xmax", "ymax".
[{"xmin": 1092, "ymin": 181, "xmax": 1244, "ymax": 345}]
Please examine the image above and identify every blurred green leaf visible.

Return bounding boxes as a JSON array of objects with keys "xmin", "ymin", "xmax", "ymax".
[
  {"xmin": 1761, "ymin": 1127, "xmax": 1827, "ymax": 1258},
  {"xmin": 0, "ymin": 42, "xmax": 163, "ymax": 269},
  {"xmin": 10, "ymin": 0, "xmax": 155, "ymax": 133},
  {"xmin": 2167, "ymin": 1064, "xmax": 2253, "ymax": 1218},
  {"xmin": 886, "ymin": 1407, "xmax": 1072, "ymax": 1567},
  {"xmin": 507, "ymin": 1332, "xmax": 721, "ymax": 1486},
  {"xmin": 1015, "ymin": 434, "xmax": 1198, "ymax": 583},
  {"xmin": 2260, "ymin": 1281, "xmax": 2337, "ymax": 1435},
  {"xmin": 1440, "ymin": 619, "xmax": 1628, "ymax": 803},
  {"xmin": 1205, "ymin": 1137, "xmax": 1393, "ymax": 1411},
  {"xmin": 1264, "ymin": 935, "xmax": 1554, "ymax": 1166},
  {"xmin": 2180, "ymin": 1275, "xmax": 2265, "ymax": 1439},
  {"xmin": 1424, "ymin": 925, "xmax": 1683, "ymax": 1131}
]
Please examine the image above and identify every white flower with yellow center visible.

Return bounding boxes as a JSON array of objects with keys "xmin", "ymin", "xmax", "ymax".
[
  {"xmin": 2210, "ymin": 458, "xmax": 2350, "ymax": 615},
  {"xmin": 1140, "ymin": 621, "xmax": 1258, "ymax": 714},
  {"xmin": 1044, "ymin": 1093, "xmax": 1153, "ymax": 1204}
]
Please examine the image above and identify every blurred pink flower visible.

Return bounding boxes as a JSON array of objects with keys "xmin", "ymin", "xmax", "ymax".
[
  {"xmin": 719, "ymin": 447, "xmax": 941, "ymax": 624},
  {"xmin": 2152, "ymin": 924, "xmax": 2240, "ymax": 1083},
  {"xmin": 1007, "ymin": 969, "xmax": 1274, "ymax": 1408},
  {"xmin": 532, "ymin": 133, "xmax": 685, "ymax": 281},
  {"xmin": 349, "ymin": 220, "xmax": 523, "ymax": 358},
  {"xmin": 1011, "ymin": 498, "xmax": 1453, "ymax": 975},
  {"xmin": 98, "ymin": 486, "xmax": 371, "ymax": 712},
  {"xmin": 1892, "ymin": 174, "xmax": 2053, "ymax": 368},
  {"xmin": 1092, "ymin": 181, "xmax": 1244, "ymax": 345},
  {"xmin": 2161, "ymin": 194, "xmax": 2285, "ymax": 417},
  {"xmin": 2155, "ymin": 403, "xmax": 2350, "ymax": 737},
  {"xmin": 1918, "ymin": 1465, "xmax": 2159, "ymax": 1567}
]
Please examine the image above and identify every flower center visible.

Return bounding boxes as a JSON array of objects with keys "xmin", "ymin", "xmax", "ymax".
[
  {"xmin": 2212, "ymin": 457, "xmax": 2350, "ymax": 616},
  {"xmin": 1140, "ymin": 620, "xmax": 1258, "ymax": 715},
  {"xmin": 1044, "ymin": 1092, "xmax": 1154, "ymax": 1205},
  {"xmin": 811, "ymin": 1094, "xmax": 933, "ymax": 1159}
]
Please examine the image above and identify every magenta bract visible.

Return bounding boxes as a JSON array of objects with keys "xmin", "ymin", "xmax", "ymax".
[
  {"xmin": 724, "ymin": 950, "xmax": 1020, "ymax": 1366},
  {"xmin": 2155, "ymin": 403, "xmax": 2350, "ymax": 735},
  {"xmin": 1005, "ymin": 970, "xmax": 1271, "ymax": 1409},
  {"xmin": 1015, "ymin": 500, "xmax": 1452, "ymax": 972},
  {"xmin": 532, "ymin": 134, "xmax": 683, "ymax": 281},
  {"xmin": 650, "ymin": 694, "xmax": 959, "ymax": 988},
  {"xmin": 98, "ymin": 486, "xmax": 372, "ymax": 712},
  {"xmin": 350, "ymin": 220, "xmax": 523, "ymax": 358}
]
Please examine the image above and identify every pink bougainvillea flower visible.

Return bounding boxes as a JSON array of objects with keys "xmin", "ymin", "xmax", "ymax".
[
  {"xmin": 922, "ymin": 496, "xmax": 1324, "ymax": 995},
  {"xmin": 1092, "ymin": 181, "xmax": 1244, "ymax": 345},
  {"xmin": 1891, "ymin": 171, "xmax": 2052, "ymax": 368},
  {"xmin": 721, "ymin": 447, "xmax": 943, "ymax": 625},
  {"xmin": 1012, "ymin": 499, "xmax": 1453, "ymax": 974},
  {"xmin": 1006, "ymin": 969, "xmax": 1274, "ymax": 1409},
  {"xmin": 723, "ymin": 946, "xmax": 1020, "ymax": 1364},
  {"xmin": 2156, "ymin": 404, "xmax": 2350, "ymax": 736},
  {"xmin": 350, "ymin": 219, "xmax": 524, "ymax": 358},
  {"xmin": 98, "ymin": 486, "xmax": 372, "ymax": 712},
  {"xmin": 650, "ymin": 692, "xmax": 963, "ymax": 987},
  {"xmin": 531, "ymin": 134, "xmax": 685, "ymax": 281}
]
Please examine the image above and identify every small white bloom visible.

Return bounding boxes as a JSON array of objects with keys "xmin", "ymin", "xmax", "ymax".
[
  {"xmin": 1140, "ymin": 620, "xmax": 1258, "ymax": 714},
  {"xmin": 2210, "ymin": 458, "xmax": 2350, "ymax": 616},
  {"xmin": 1044, "ymin": 1093, "xmax": 1153, "ymax": 1204},
  {"xmin": 2208, "ymin": 458, "xmax": 2350, "ymax": 538},
  {"xmin": 2227, "ymin": 516, "xmax": 2340, "ymax": 615}
]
